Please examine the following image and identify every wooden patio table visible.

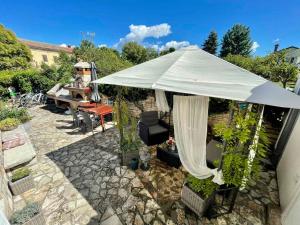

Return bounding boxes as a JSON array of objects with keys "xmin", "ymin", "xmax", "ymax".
[{"xmin": 79, "ymin": 103, "xmax": 113, "ymax": 131}]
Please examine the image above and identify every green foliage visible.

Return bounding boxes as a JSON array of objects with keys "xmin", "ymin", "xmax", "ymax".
[
  {"xmin": 0, "ymin": 52, "xmax": 76, "ymax": 96},
  {"xmin": 11, "ymin": 69, "xmax": 39, "ymax": 93},
  {"xmin": 220, "ymin": 24, "xmax": 252, "ymax": 57},
  {"xmin": 264, "ymin": 51, "xmax": 299, "ymax": 88},
  {"xmin": 113, "ymin": 98, "xmax": 140, "ymax": 152},
  {"xmin": 10, "ymin": 202, "xmax": 40, "ymax": 225},
  {"xmin": 160, "ymin": 47, "xmax": 176, "ymax": 56},
  {"xmin": 0, "ymin": 24, "xmax": 32, "ymax": 70},
  {"xmin": 74, "ymin": 41, "xmax": 135, "ymax": 97},
  {"xmin": 187, "ymin": 175, "xmax": 219, "ymax": 198},
  {"xmin": 146, "ymin": 47, "xmax": 159, "ymax": 60},
  {"xmin": 0, "ymin": 104, "xmax": 31, "ymax": 123},
  {"xmin": 214, "ymin": 104, "xmax": 270, "ymax": 187},
  {"xmin": 224, "ymin": 51, "xmax": 299, "ymax": 88},
  {"xmin": 11, "ymin": 167, "xmax": 31, "ymax": 182},
  {"xmin": 0, "ymin": 69, "xmax": 39, "ymax": 95},
  {"xmin": 0, "ymin": 118, "xmax": 20, "ymax": 131},
  {"xmin": 202, "ymin": 31, "xmax": 218, "ymax": 55},
  {"xmin": 122, "ymin": 42, "xmax": 147, "ymax": 64}
]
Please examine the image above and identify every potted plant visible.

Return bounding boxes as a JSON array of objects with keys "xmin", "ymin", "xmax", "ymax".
[
  {"xmin": 0, "ymin": 118, "xmax": 20, "ymax": 131},
  {"xmin": 213, "ymin": 103, "xmax": 269, "ymax": 189},
  {"xmin": 181, "ymin": 103, "xmax": 270, "ymax": 217},
  {"xmin": 181, "ymin": 175, "xmax": 219, "ymax": 217},
  {"xmin": 9, "ymin": 167, "xmax": 34, "ymax": 195},
  {"xmin": 121, "ymin": 138, "xmax": 141, "ymax": 166},
  {"xmin": 10, "ymin": 202, "xmax": 45, "ymax": 225},
  {"xmin": 113, "ymin": 98, "xmax": 140, "ymax": 166}
]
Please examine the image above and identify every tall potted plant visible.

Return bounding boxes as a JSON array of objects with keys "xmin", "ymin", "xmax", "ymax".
[
  {"xmin": 9, "ymin": 167, "xmax": 34, "ymax": 195},
  {"xmin": 213, "ymin": 103, "xmax": 269, "ymax": 188},
  {"xmin": 114, "ymin": 97, "xmax": 140, "ymax": 166},
  {"xmin": 181, "ymin": 103, "xmax": 270, "ymax": 217}
]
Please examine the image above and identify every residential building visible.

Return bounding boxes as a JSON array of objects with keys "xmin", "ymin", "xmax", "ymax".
[
  {"xmin": 281, "ymin": 46, "xmax": 300, "ymax": 68},
  {"xmin": 18, "ymin": 39, "xmax": 73, "ymax": 67}
]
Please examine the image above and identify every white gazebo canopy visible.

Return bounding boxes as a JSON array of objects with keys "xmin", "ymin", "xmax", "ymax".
[{"xmin": 93, "ymin": 46, "xmax": 300, "ymax": 109}]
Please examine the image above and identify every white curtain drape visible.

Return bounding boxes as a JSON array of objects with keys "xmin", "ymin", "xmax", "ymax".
[
  {"xmin": 173, "ymin": 95, "xmax": 224, "ymax": 184},
  {"xmin": 155, "ymin": 90, "xmax": 170, "ymax": 112}
]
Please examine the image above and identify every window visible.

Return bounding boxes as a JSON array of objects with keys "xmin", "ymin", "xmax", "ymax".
[
  {"xmin": 53, "ymin": 56, "xmax": 58, "ymax": 62},
  {"xmin": 42, "ymin": 55, "xmax": 48, "ymax": 62}
]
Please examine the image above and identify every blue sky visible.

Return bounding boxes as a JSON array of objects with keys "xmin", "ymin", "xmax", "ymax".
[{"xmin": 1, "ymin": 0, "xmax": 299, "ymax": 56}]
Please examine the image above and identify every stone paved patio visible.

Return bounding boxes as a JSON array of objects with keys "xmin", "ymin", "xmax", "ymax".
[{"xmin": 12, "ymin": 105, "xmax": 281, "ymax": 225}]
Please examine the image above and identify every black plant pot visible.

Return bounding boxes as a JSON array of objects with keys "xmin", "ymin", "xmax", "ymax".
[{"xmin": 130, "ymin": 158, "xmax": 139, "ymax": 170}]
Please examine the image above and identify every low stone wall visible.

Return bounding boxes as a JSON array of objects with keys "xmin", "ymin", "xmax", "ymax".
[
  {"xmin": 0, "ymin": 130, "xmax": 14, "ymax": 219},
  {"xmin": 128, "ymin": 96, "xmax": 158, "ymax": 118}
]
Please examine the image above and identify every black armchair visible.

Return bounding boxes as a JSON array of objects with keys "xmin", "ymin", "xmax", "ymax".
[{"xmin": 138, "ymin": 111, "xmax": 169, "ymax": 146}]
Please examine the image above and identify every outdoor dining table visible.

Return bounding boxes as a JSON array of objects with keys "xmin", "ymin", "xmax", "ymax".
[{"xmin": 78, "ymin": 103, "xmax": 113, "ymax": 131}]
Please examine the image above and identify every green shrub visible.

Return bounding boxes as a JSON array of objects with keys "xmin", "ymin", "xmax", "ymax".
[
  {"xmin": 10, "ymin": 202, "xmax": 40, "ymax": 225},
  {"xmin": 186, "ymin": 175, "xmax": 219, "ymax": 198},
  {"xmin": 0, "ymin": 118, "xmax": 20, "ymax": 131},
  {"xmin": 0, "ymin": 70, "xmax": 16, "ymax": 96},
  {"xmin": 11, "ymin": 167, "xmax": 31, "ymax": 182},
  {"xmin": 0, "ymin": 106, "xmax": 31, "ymax": 123}
]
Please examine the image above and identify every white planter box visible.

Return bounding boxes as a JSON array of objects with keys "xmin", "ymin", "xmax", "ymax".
[
  {"xmin": 22, "ymin": 212, "xmax": 45, "ymax": 225},
  {"xmin": 9, "ymin": 175, "xmax": 34, "ymax": 195},
  {"xmin": 181, "ymin": 184, "xmax": 214, "ymax": 217}
]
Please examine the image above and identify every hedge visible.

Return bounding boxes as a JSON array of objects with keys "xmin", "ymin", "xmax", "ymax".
[
  {"xmin": 0, "ymin": 69, "xmax": 56, "ymax": 96},
  {"xmin": 0, "ymin": 69, "xmax": 37, "ymax": 96}
]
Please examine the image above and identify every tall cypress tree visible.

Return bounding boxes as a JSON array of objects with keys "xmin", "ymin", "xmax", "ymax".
[
  {"xmin": 202, "ymin": 31, "xmax": 218, "ymax": 55},
  {"xmin": 220, "ymin": 24, "xmax": 253, "ymax": 58}
]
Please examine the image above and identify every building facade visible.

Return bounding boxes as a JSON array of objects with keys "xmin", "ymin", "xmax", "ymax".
[
  {"xmin": 282, "ymin": 46, "xmax": 300, "ymax": 68},
  {"xmin": 18, "ymin": 39, "xmax": 73, "ymax": 67}
]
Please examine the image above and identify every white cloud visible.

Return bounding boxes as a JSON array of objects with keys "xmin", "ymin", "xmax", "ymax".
[
  {"xmin": 273, "ymin": 38, "xmax": 280, "ymax": 44},
  {"xmin": 60, "ymin": 43, "xmax": 67, "ymax": 47},
  {"xmin": 251, "ymin": 41, "xmax": 260, "ymax": 53},
  {"xmin": 114, "ymin": 23, "xmax": 171, "ymax": 48},
  {"xmin": 159, "ymin": 41, "xmax": 191, "ymax": 51},
  {"xmin": 98, "ymin": 44, "xmax": 107, "ymax": 48}
]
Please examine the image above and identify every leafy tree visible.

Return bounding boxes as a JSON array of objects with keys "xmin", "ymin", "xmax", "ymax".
[
  {"xmin": 122, "ymin": 42, "xmax": 147, "ymax": 64},
  {"xmin": 73, "ymin": 40, "xmax": 97, "ymax": 62},
  {"xmin": 160, "ymin": 47, "xmax": 176, "ymax": 56},
  {"xmin": 265, "ymin": 51, "xmax": 299, "ymax": 88},
  {"xmin": 202, "ymin": 31, "xmax": 218, "ymax": 55},
  {"xmin": 0, "ymin": 24, "xmax": 32, "ymax": 70},
  {"xmin": 220, "ymin": 24, "xmax": 253, "ymax": 57},
  {"xmin": 224, "ymin": 54, "xmax": 271, "ymax": 79},
  {"xmin": 225, "ymin": 52, "xmax": 299, "ymax": 88},
  {"xmin": 146, "ymin": 48, "xmax": 158, "ymax": 60}
]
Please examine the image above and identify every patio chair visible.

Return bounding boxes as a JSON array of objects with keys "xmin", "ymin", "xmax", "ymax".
[
  {"xmin": 138, "ymin": 111, "xmax": 169, "ymax": 146},
  {"xmin": 68, "ymin": 107, "xmax": 83, "ymax": 127},
  {"xmin": 79, "ymin": 111, "xmax": 100, "ymax": 134}
]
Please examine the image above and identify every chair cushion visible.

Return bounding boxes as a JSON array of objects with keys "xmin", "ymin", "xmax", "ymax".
[
  {"xmin": 140, "ymin": 111, "xmax": 159, "ymax": 126},
  {"xmin": 149, "ymin": 124, "xmax": 168, "ymax": 135}
]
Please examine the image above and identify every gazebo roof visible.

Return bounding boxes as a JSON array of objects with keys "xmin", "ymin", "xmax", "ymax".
[{"xmin": 93, "ymin": 46, "xmax": 300, "ymax": 109}]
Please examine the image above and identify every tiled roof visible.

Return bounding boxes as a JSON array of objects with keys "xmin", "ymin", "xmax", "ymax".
[{"xmin": 18, "ymin": 38, "xmax": 73, "ymax": 54}]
